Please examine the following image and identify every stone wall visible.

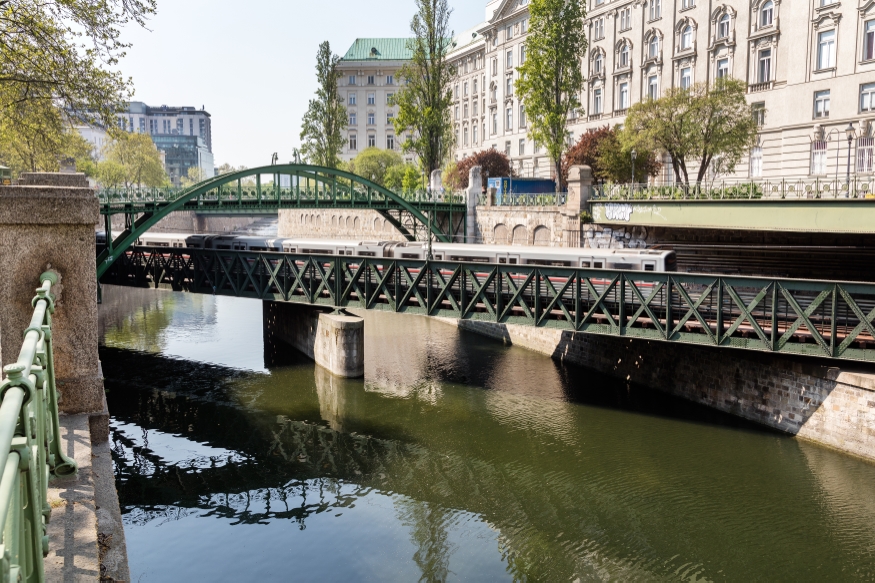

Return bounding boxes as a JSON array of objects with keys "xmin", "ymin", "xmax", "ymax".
[
  {"xmin": 447, "ymin": 319, "xmax": 875, "ymax": 462},
  {"xmin": 278, "ymin": 209, "xmax": 403, "ymax": 240},
  {"xmin": 107, "ymin": 212, "xmax": 271, "ymax": 234},
  {"xmin": 471, "ymin": 206, "xmax": 580, "ymax": 247}
]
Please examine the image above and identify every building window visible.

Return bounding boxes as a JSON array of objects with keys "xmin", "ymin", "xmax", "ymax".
[
  {"xmin": 506, "ymin": 107, "xmax": 513, "ymax": 130},
  {"xmin": 519, "ymin": 139, "xmax": 526, "ymax": 156},
  {"xmin": 717, "ymin": 58, "xmax": 729, "ymax": 79},
  {"xmin": 367, "ymin": 75, "xmax": 375, "ymax": 85},
  {"xmin": 814, "ymin": 90, "xmax": 830, "ymax": 118},
  {"xmin": 593, "ymin": 88, "xmax": 603, "ymax": 114},
  {"xmin": 865, "ymin": 20, "xmax": 875, "ymax": 61},
  {"xmin": 492, "ymin": 58, "xmax": 497, "ymax": 76},
  {"xmin": 506, "ymin": 77, "xmax": 513, "ymax": 96},
  {"xmin": 454, "ymin": 106, "xmax": 459, "ymax": 120},
  {"xmin": 594, "ymin": 18, "xmax": 604, "ymax": 40},
  {"xmin": 749, "ymin": 146, "xmax": 763, "ymax": 177},
  {"xmin": 505, "ymin": 141, "xmax": 511, "ymax": 156},
  {"xmin": 474, "ymin": 78, "xmax": 479, "ymax": 93},
  {"xmin": 760, "ymin": 1, "xmax": 773, "ymax": 27},
  {"xmin": 649, "ymin": 0, "xmax": 662, "ymax": 20},
  {"xmin": 506, "ymin": 50, "xmax": 513, "ymax": 69},
  {"xmin": 506, "ymin": 25, "xmax": 513, "ymax": 40},
  {"xmin": 861, "ymin": 83, "xmax": 875, "ymax": 111},
  {"xmin": 492, "ymin": 112, "xmax": 498, "ymax": 134},
  {"xmin": 811, "ymin": 140, "xmax": 827, "ymax": 175},
  {"xmin": 521, "ymin": 18, "xmax": 528, "ymax": 33},
  {"xmin": 682, "ymin": 0, "xmax": 694, "ymax": 7},
  {"xmin": 647, "ymin": 75, "xmax": 659, "ymax": 99},
  {"xmin": 349, "ymin": 92, "xmax": 357, "ymax": 105},
  {"xmin": 349, "ymin": 112, "xmax": 357, "ymax": 125},
  {"xmin": 718, "ymin": 14, "xmax": 730, "ymax": 39},
  {"xmin": 620, "ymin": 8, "xmax": 631, "ymax": 30},
  {"xmin": 619, "ymin": 44, "xmax": 630, "ymax": 67},
  {"xmin": 367, "ymin": 113, "xmax": 375, "ymax": 125},
  {"xmin": 681, "ymin": 25, "xmax": 693, "ymax": 50},
  {"xmin": 386, "ymin": 92, "xmax": 394, "ymax": 105},
  {"xmin": 519, "ymin": 104, "xmax": 526, "ymax": 127},
  {"xmin": 752, "ymin": 102, "xmax": 766, "ymax": 126},
  {"xmin": 858, "ymin": 137, "xmax": 874, "ymax": 173},
  {"xmin": 663, "ymin": 155, "xmax": 674, "ymax": 184},
  {"xmin": 618, "ymin": 82, "xmax": 630, "ymax": 109},
  {"xmin": 473, "ymin": 125, "xmax": 479, "ymax": 145},
  {"xmin": 464, "ymin": 127, "xmax": 469, "ymax": 146},
  {"xmin": 463, "ymin": 82, "xmax": 469, "ymax": 97},
  {"xmin": 464, "ymin": 102, "xmax": 469, "ymax": 118},
  {"xmin": 648, "ymin": 35, "xmax": 659, "ymax": 58},
  {"xmin": 387, "ymin": 135, "xmax": 395, "ymax": 150},
  {"xmin": 473, "ymin": 100, "xmax": 479, "ymax": 116},
  {"xmin": 594, "ymin": 53, "xmax": 603, "ymax": 73},
  {"xmin": 367, "ymin": 93, "xmax": 375, "ymax": 105},
  {"xmin": 349, "ymin": 135, "xmax": 357, "ymax": 150},
  {"xmin": 758, "ymin": 49, "xmax": 771, "ymax": 83},
  {"xmin": 817, "ymin": 30, "xmax": 836, "ymax": 70},
  {"xmin": 386, "ymin": 75, "xmax": 394, "ymax": 85},
  {"xmin": 520, "ymin": 45, "xmax": 527, "ymax": 65},
  {"xmin": 680, "ymin": 67, "xmax": 692, "ymax": 89},
  {"xmin": 455, "ymin": 84, "xmax": 459, "ymax": 98},
  {"xmin": 365, "ymin": 134, "xmax": 374, "ymax": 148},
  {"xmin": 387, "ymin": 112, "xmax": 395, "ymax": 124},
  {"xmin": 349, "ymin": 75, "xmax": 356, "ymax": 85}
]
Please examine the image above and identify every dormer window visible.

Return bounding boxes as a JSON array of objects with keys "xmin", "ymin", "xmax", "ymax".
[
  {"xmin": 760, "ymin": 1, "xmax": 773, "ymax": 27},
  {"xmin": 718, "ymin": 14, "xmax": 730, "ymax": 39},
  {"xmin": 681, "ymin": 25, "xmax": 693, "ymax": 49}
]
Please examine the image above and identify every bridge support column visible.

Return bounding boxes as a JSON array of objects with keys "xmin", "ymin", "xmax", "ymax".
[
  {"xmin": 563, "ymin": 165, "xmax": 593, "ymax": 247},
  {"xmin": 0, "ymin": 173, "xmax": 108, "ymax": 439},
  {"xmin": 263, "ymin": 301, "xmax": 364, "ymax": 377},
  {"xmin": 466, "ymin": 166, "xmax": 481, "ymax": 243}
]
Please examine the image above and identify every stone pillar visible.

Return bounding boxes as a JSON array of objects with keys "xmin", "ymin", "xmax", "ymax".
[
  {"xmin": 562, "ymin": 165, "xmax": 593, "ymax": 248},
  {"xmin": 263, "ymin": 301, "xmax": 364, "ymax": 378},
  {"xmin": 430, "ymin": 169, "xmax": 442, "ymax": 199},
  {"xmin": 0, "ymin": 173, "xmax": 108, "ymax": 439},
  {"xmin": 466, "ymin": 166, "xmax": 481, "ymax": 243}
]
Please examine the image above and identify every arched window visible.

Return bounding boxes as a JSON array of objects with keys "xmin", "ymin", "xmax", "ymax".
[
  {"xmin": 718, "ymin": 14, "xmax": 730, "ymax": 38},
  {"xmin": 649, "ymin": 35, "xmax": 659, "ymax": 58},
  {"xmin": 681, "ymin": 25, "xmax": 693, "ymax": 49},
  {"xmin": 760, "ymin": 1, "xmax": 773, "ymax": 27},
  {"xmin": 594, "ymin": 52, "xmax": 603, "ymax": 74},
  {"xmin": 620, "ymin": 44, "xmax": 630, "ymax": 67}
]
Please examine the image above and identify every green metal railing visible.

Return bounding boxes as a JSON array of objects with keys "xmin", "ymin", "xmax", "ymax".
[
  {"xmin": 0, "ymin": 273, "xmax": 77, "ymax": 583},
  {"xmin": 595, "ymin": 177, "xmax": 874, "ymax": 201}
]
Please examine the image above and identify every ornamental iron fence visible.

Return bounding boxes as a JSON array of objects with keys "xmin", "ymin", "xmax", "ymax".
[{"xmin": 594, "ymin": 176, "xmax": 874, "ymax": 201}]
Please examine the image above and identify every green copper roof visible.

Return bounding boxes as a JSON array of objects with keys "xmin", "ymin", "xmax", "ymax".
[{"xmin": 341, "ymin": 38, "xmax": 413, "ymax": 61}]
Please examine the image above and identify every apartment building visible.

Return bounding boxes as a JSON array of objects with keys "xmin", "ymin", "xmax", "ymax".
[{"xmin": 337, "ymin": 39, "xmax": 413, "ymax": 163}]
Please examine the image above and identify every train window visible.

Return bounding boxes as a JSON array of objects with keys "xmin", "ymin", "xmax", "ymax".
[
  {"xmin": 434, "ymin": 254, "xmax": 443, "ymax": 260},
  {"xmin": 359, "ymin": 251, "xmax": 376, "ymax": 257},
  {"xmin": 612, "ymin": 263, "xmax": 634, "ymax": 270},
  {"xmin": 285, "ymin": 248, "xmax": 296, "ymax": 253},
  {"xmin": 509, "ymin": 258, "xmax": 518, "ymax": 264},
  {"xmin": 450, "ymin": 256, "xmax": 491, "ymax": 263},
  {"xmin": 302, "ymin": 248, "xmax": 331, "ymax": 254},
  {"xmin": 401, "ymin": 253, "xmax": 420, "ymax": 259},
  {"xmin": 580, "ymin": 261, "xmax": 591, "ymax": 267},
  {"xmin": 499, "ymin": 258, "xmax": 507, "ymax": 263},
  {"xmin": 217, "ymin": 245, "xmax": 231, "ymax": 250},
  {"xmin": 643, "ymin": 262, "xmax": 655, "ymax": 271},
  {"xmin": 527, "ymin": 259, "xmax": 571, "ymax": 267},
  {"xmin": 593, "ymin": 261, "xmax": 603, "ymax": 268}
]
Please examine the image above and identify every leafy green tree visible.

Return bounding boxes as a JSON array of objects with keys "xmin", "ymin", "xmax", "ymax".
[
  {"xmin": 596, "ymin": 130, "xmax": 661, "ymax": 183},
  {"xmin": 98, "ymin": 132, "xmax": 167, "ymax": 188},
  {"xmin": 348, "ymin": 147, "xmax": 404, "ymax": 187},
  {"xmin": 300, "ymin": 41, "xmax": 346, "ymax": 168},
  {"xmin": 180, "ymin": 166, "xmax": 209, "ymax": 188},
  {"xmin": 393, "ymin": 0, "xmax": 455, "ymax": 174},
  {"xmin": 620, "ymin": 78, "xmax": 759, "ymax": 187},
  {"xmin": 0, "ymin": 0, "xmax": 155, "ymax": 128},
  {"xmin": 385, "ymin": 162, "xmax": 423, "ymax": 192},
  {"xmin": 515, "ymin": 0, "xmax": 587, "ymax": 191}
]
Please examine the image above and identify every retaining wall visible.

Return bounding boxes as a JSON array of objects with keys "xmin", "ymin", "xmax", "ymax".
[{"xmin": 448, "ymin": 319, "xmax": 875, "ymax": 462}]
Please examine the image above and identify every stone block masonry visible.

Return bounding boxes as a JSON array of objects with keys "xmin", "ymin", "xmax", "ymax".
[
  {"xmin": 264, "ymin": 301, "xmax": 364, "ymax": 377},
  {"xmin": 448, "ymin": 319, "xmax": 875, "ymax": 462}
]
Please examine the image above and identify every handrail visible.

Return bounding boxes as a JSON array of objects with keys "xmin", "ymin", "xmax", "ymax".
[{"xmin": 0, "ymin": 272, "xmax": 77, "ymax": 583}]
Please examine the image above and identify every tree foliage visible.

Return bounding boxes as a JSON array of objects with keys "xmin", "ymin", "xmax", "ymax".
[
  {"xmin": 300, "ymin": 41, "xmax": 346, "ymax": 168},
  {"xmin": 445, "ymin": 149, "xmax": 514, "ymax": 190},
  {"xmin": 561, "ymin": 126, "xmax": 611, "ymax": 186},
  {"xmin": 347, "ymin": 147, "xmax": 404, "ymax": 187},
  {"xmin": 515, "ymin": 0, "xmax": 587, "ymax": 190},
  {"xmin": 596, "ymin": 130, "xmax": 661, "ymax": 184},
  {"xmin": 97, "ymin": 132, "xmax": 167, "ymax": 188},
  {"xmin": 393, "ymin": 0, "xmax": 455, "ymax": 174},
  {"xmin": 620, "ymin": 78, "xmax": 759, "ymax": 186}
]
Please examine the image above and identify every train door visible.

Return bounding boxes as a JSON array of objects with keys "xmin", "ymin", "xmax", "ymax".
[
  {"xmin": 579, "ymin": 257, "xmax": 594, "ymax": 268},
  {"xmin": 341, "ymin": 246, "xmax": 354, "ymax": 257},
  {"xmin": 641, "ymin": 260, "xmax": 656, "ymax": 272},
  {"xmin": 232, "ymin": 241, "xmax": 247, "ymax": 251},
  {"xmin": 507, "ymin": 254, "xmax": 520, "ymax": 265}
]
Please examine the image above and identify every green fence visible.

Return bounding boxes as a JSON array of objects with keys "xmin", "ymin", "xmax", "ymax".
[{"xmin": 0, "ymin": 273, "xmax": 77, "ymax": 583}]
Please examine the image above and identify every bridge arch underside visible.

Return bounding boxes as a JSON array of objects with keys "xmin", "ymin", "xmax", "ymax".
[
  {"xmin": 96, "ymin": 164, "xmax": 466, "ymax": 279},
  {"xmin": 102, "ymin": 246, "xmax": 875, "ymax": 364}
]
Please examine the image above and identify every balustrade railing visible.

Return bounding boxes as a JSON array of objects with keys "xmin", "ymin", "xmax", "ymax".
[
  {"xmin": 0, "ymin": 273, "xmax": 77, "ymax": 583},
  {"xmin": 593, "ymin": 176, "xmax": 875, "ymax": 201}
]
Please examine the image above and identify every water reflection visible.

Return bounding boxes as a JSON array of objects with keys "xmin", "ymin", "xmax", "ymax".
[{"xmin": 99, "ymin": 286, "xmax": 875, "ymax": 581}]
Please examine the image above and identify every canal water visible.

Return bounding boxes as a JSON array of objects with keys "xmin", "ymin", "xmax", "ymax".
[{"xmin": 99, "ymin": 285, "xmax": 875, "ymax": 581}]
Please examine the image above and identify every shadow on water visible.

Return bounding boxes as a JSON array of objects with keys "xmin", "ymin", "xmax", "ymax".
[{"xmin": 98, "ymin": 287, "xmax": 875, "ymax": 581}]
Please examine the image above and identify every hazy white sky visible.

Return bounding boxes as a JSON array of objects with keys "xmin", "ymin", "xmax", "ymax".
[{"xmin": 119, "ymin": 1, "xmax": 485, "ymax": 169}]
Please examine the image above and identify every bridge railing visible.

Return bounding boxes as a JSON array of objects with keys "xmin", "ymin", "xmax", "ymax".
[
  {"xmin": 593, "ymin": 176, "xmax": 875, "ymax": 201},
  {"xmin": 0, "ymin": 273, "xmax": 77, "ymax": 583}
]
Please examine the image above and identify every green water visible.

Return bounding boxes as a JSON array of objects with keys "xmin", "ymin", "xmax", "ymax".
[{"xmin": 99, "ymin": 285, "xmax": 875, "ymax": 582}]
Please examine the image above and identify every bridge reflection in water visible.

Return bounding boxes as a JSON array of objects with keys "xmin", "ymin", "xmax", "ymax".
[{"xmin": 99, "ymin": 286, "xmax": 875, "ymax": 582}]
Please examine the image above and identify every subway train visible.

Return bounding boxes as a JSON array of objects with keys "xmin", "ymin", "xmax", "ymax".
[{"xmin": 128, "ymin": 232, "xmax": 677, "ymax": 272}]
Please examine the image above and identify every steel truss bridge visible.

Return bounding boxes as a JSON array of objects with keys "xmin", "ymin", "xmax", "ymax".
[
  {"xmin": 102, "ymin": 246, "xmax": 875, "ymax": 363},
  {"xmin": 96, "ymin": 164, "xmax": 467, "ymax": 279}
]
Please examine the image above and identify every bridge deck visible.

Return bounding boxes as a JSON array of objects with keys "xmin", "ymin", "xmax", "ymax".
[{"xmin": 101, "ymin": 246, "xmax": 875, "ymax": 363}]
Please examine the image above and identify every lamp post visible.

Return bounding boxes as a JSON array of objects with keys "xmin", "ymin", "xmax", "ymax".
[
  {"xmin": 630, "ymin": 149, "xmax": 637, "ymax": 194},
  {"xmin": 845, "ymin": 122, "xmax": 856, "ymax": 191}
]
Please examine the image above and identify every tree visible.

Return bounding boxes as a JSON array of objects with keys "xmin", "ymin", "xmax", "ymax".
[
  {"xmin": 445, "ymin": 149, "xmax": 514, "ymax": 190},
  {"xmin": 596, "ymin": 130, "xmax": 661, "ymax": 183},
  {"xmin": 561, "ymin": 126, "xmax": 612, "ymax": 187},
  {"xmin": 620, "ymin": 78, "xmax": 759, "ymax": 187},
  {"xmin": 393, "ymin": 0, "xmax": 455, "ymax": 174},
  {"xmin": 515, "ymin": 0, "xmax": 587, "ymax": 191},
  {"xmin": 98, "ymin": 132, "xmax": 167, "ymax": 189},
  {"xmin": 0, "ymin": 0, "xmax": 155, "ymax": 128},
  {"xmin": 216, "ymin": 163, "xmax": 246, "ymax": 176},
  {"xmin": 385, "ymin": 162, "xmax": 423, "ymax": 192},
  {"xmin": 180, "ymin": 166, "xmax": 208, "ymax": 188},
  {"xmin": 347, "ymin": 147, "xmax": 404, "ymax": 187},
  {"xmin": 299, "ymin": 42, "xmax": 346, "ymax": 168}
]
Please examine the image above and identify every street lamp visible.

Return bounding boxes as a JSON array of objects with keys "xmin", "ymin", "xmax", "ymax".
[
  {"xmin": 630, "ymin": 149, "xmax": 637, "ymax": 193},
  {"xmin": 845, "ymin": 122, "xmax": 856, "ymax": 188}
]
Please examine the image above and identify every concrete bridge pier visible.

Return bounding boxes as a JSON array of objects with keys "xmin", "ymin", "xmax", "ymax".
[{"xmin": 263, "ymin": 301, "xmax": 364, "ymax": 377}]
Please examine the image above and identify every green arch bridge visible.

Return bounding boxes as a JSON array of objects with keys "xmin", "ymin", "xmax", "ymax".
[{"xmin": 96, "ymin": 164, "xmax": 467, "ymax": 279}]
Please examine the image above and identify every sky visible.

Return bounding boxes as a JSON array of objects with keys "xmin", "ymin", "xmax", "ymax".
[{"xmin": 118, "ymin": 0, "xmax": 486, "ymax": 169}]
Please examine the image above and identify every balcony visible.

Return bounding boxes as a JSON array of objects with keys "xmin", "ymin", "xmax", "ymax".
[
  {"xmin": 614, "ymin": 108, "xmax": 629, "ymax": 116},
  {"xmin": 748, "ymin": 81, "xmax": 774, "ymax": 93},
  {"xmin": 588, "ymin": 113, "xmax": 603, "ymax": 121}
]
